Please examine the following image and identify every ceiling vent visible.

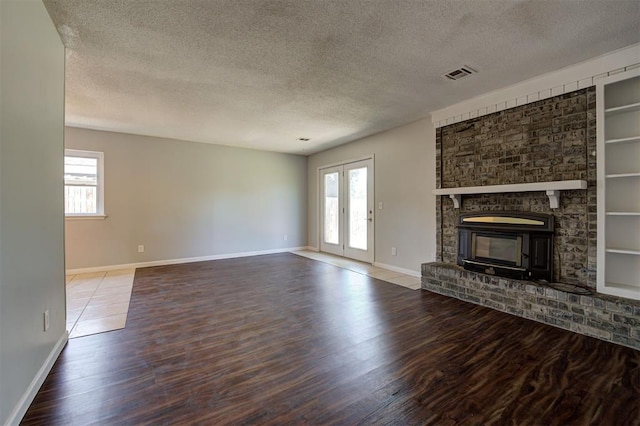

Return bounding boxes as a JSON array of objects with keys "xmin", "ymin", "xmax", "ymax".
[{"xmin": 442, "ymin": 66, "xmax": 476, "ymax": 81}]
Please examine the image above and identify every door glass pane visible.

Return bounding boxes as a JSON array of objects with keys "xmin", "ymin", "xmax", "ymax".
[
  {"xmin": 324, "ymin": 172, "xmax": 339, "ymax": 244},
  {"xmin": 348, "ymin": 167, "xmax": 367, "ymax": 250}
]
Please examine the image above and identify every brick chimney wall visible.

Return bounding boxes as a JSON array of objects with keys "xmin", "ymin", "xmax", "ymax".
[{"xmin": 434, "ymin": 87, "xmax": 597, "ymax": 287}]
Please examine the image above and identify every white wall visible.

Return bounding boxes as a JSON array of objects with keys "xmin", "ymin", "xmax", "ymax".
[
  {"xmin": 0, "ymin": 1, "xmax": 67, "ymax": 424},
  {"xmin": 307, "ymin": 118, "xmax": 436, "ymax": 274},
  {"xmin": 65, "ymin": 127, "xmax": 308, "ymax": 271}
]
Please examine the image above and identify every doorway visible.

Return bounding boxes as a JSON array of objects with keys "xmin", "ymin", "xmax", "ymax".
[{"xmin": 319, "ymin": 158, "xmax": 374, "ymax": 263}]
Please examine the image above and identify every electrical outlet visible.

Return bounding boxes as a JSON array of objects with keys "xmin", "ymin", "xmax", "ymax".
[
  {"xmin": 283, "ymin": 234, "xmax": 288, "ymax": 241},
  {"xmin": 391, "ymin": 247, "xmax": 397, "ymax": 256},
  {"xmin": 138, "ymin": 245, "xmax": 144, "ymax": 253},
  {"xmin": 44, "ymin": 310, "xmax": 50, "ymax": 332}
]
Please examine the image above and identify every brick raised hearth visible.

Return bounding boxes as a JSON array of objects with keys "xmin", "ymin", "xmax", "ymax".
[{"xmin": 422, "ymin": 263, "xmax": 640, "ymax": 350}]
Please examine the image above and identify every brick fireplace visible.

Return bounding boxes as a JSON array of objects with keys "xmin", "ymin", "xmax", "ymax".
[
  {"xmin": 422, "ymin": 87, "xmax": 640, "ymax": 350},
  {"xmin": 437, "ymin": 88, "xmax": 597, "ymax": 285}
]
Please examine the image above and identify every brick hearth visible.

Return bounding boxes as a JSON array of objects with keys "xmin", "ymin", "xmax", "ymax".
[{"xmin": 422, "ymin": 263, "xmax": 640, "ymax": 350}]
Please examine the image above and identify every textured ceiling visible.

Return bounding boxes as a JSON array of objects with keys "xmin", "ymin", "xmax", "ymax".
[{"xmin": 44, "ymin": 0, "xmax": 640, "ymax": 155}]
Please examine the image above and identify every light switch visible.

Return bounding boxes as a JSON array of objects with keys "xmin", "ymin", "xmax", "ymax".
[{"xmin": 378, "ymin": 202, "xmax": 383, "ymax": 210}]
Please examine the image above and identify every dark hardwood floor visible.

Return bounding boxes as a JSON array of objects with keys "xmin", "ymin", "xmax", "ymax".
[{"xmin": 22, "ymin": 253, "xmax": 640, "ymax": 425}]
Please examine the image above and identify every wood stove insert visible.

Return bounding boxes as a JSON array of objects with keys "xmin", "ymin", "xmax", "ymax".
[{"xmin": 457, "ymin": 212, "xmax": 554, "ymax": 281}]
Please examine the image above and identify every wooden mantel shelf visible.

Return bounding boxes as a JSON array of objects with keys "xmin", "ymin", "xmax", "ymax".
[{"xmin": 433, "ymin": 180, "xmax": 587, "ymax": 209}]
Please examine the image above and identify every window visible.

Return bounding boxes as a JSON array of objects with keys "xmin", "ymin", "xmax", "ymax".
[{"xmin": 64, "ymin": 149, "xmax": 104, "ymax": 217}]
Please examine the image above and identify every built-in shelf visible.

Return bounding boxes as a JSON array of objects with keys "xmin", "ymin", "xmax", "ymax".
[
  {"xmin": 433, "ymin": 180, "xmax": 587, "ymax": 209},
  {"xmin": 604, "ymin": 282, "xmax": 640, "ymax": 292},
  {"xmin": 606, "ymin": 248, "xmax": 640, "ymax": 256},
  {"xmin": 598, "ymin": 70, "xmax": 640, "ymax": 301},
  {"xmin": 603, "ymin": 282, "xmax": 640, "ymax": 300},
  {"xmin": 605, "ymin": 136, "xmax": 640, "ymax": 144},
  {"xmin": 605, "ymin": 172, "xmax": 640, "ymax": 179},
  {"xmin": 606, "ymin": 212, "xmax": 640, "ymax": 216},
  {"xmin": 605, "ymin": 102, "xmax": 640, "ymax": 115}
]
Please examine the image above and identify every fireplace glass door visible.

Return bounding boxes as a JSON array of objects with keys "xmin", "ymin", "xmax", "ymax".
[{"xmin": 471, "ymin": 233, "xmax": 522, "ymax": 267}]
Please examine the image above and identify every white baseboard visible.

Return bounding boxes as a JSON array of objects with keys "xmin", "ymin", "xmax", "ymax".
[
  {"xmin": 6, "ymin": 331, "xmax": 68, "ymax": 426},
  {"xmin": 66, "ymin": 246, "xmax": 309, "ymax": 275},
  {"xmin": 292, "ymin": 248, "xmax": 420, "ymax": 277},
  {"xmin": 373, "ymin": 262, "xmax": 421, "ymax": 278}
]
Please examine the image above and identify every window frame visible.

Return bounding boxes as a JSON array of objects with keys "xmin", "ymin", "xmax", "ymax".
[{"xmin": 64, "ymin": 149, "xmax": 106, "ymax": 219}]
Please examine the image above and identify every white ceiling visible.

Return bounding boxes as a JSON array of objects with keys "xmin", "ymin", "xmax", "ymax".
[{"xmin": 44, "ymin": 0, "xmax": 640, "ymax": 155}]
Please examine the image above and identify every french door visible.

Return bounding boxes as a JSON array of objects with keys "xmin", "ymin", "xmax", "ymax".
[{"xmin": 320, "ymin": 158, "xmax": 374, "ymax": 263}]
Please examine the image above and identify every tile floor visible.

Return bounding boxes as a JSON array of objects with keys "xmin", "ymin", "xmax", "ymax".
[
  {"xmin": 65, "ymin": 269, "xmax": 135, "ymax": 338},
  {"xmin": 292, "ymin": 250, "xmax": 422, "ymax": 290}
]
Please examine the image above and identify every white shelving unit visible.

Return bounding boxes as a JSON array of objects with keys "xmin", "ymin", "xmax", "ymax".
[{"xmin": 597, "ymin": 69, "xmax": 640, "ymax": 300}]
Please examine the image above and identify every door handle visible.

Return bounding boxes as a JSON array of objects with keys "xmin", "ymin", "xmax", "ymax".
[{"xmin": 366, "ymin": 218, "xmax": 373, "ymax": 222}]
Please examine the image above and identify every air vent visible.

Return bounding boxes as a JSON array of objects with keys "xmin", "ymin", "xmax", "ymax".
[{"xmin": 443, "ymin": 66, "xmax": 476, "ymax": 81}]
